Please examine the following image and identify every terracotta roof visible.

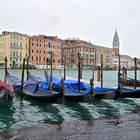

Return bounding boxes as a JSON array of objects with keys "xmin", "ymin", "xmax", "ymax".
[{"xmin": 30, "ymin": 35, "xmax": 62, "ymax": 41}]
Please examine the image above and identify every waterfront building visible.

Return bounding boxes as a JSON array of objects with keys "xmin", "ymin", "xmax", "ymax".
[
  {"xmin": 112, "ymin": 55, "xmax": 118, "ymax": 69},
  {"xmin": 95, "ymin": 45, "xmax": 112, "ymax": 69},
  {"xmin": 0, "ymin": 31, "xmax": 29, "ymax": 68},
  {"xmin": 29, "ymin": 35, "xmax": 62, "ymax": 69},
  {"xmin": 137, "ymin": 58, "xmax": 140, "ymax": 69},
  {"xmin": 61, "ymin": 38, "xmax": 96, "ymax": 69},
  {"xmin": 120, "ymin": 55, "xmax": 133, "ymax": 69}
]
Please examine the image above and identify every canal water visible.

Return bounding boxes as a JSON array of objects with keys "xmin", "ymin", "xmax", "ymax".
[{"xmin": 0, "ymin": 69, "xmax": 140, "ymax": 130}]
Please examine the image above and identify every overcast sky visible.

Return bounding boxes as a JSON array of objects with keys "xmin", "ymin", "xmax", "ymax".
[{"xmin": 0, "ymin": 0, "xmax": 139, "ymax": 58}]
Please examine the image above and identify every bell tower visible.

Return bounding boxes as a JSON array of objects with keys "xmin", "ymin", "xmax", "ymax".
[{"xmin": 112, "ymin": 29, "xmax": 120, "ymax": 55}]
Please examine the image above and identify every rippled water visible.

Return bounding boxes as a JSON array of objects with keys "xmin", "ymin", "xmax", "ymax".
[{"xmin": 0, "ymin": 69, "xmax": 140, "ymax": 130}]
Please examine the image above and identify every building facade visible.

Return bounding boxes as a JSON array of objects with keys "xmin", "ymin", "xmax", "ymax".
[
  {"xmin": 120, "ymin": 55, "xmax": 133, "ymax": 69},
  {"xmin": 0, "ymin": 31, "xmax": 29, "ymax": 68},
  {"xmin": 29, "ymin": 35, "xmax": 62, "ymax": 69},
  {"xmin": 95, "ymin": 45, "xmax": 112, "ymax": 69},
  {"xmin": 61, "ymin": 38, "xmax": 96, "ymax": 69}
]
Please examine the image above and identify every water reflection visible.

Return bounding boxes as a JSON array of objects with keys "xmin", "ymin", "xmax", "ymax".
[
  {"xmin": 64, "ymin": 100, "xmax": 93, "ymax": 120},
  {"xmin": 29, "ymin": 100, "xmax": 64, "ymax": 124},
  {"xmin": 0, "ymin": 104, "xmax": 15, "ymax": 129},
  {"xmin": 91, "ymin": 100, "xmax": 120, "ymax": 118}
]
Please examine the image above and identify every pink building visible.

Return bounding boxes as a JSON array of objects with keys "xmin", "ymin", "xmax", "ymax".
[{"xmin": 29, "ymin": 35, "xmax": 62, "ymax": 69}]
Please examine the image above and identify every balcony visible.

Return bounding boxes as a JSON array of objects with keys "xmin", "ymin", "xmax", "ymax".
[
  {"xmin": 9, "ymin": 55, "xmax": 22, "ymax": 59},
  {"xmin": 10, "ymin": 45, "xmax": 23, "ymax": 49}
]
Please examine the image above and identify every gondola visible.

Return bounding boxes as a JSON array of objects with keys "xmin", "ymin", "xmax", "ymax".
[
  {"xmin": 119, "ymin": 87, "xmax": 140, "ymax": 98},
  {"xmin": 45, "ymin": 70, "xmax": 140, "ymax": 99},
  {"xmin": 122, "ymin": 77, "xmax": 140, "ymax": 87},
  {"xmin": 44, "ymin": 70, "xmax": 120, "ymax": 101},
  {"xmin": 28, "ymin": 71, "xmax": 93, "ymax": 102},
  {"xmin": 0, "ymin": 80, "xmax": 14, "ymax": 106},
  {"xmin": 6, "ymin": 72, "xmax": 63, "ymax": 103},
  {"xmin": 119, "ymin": 68, "xmax": 140, "ymax": 87}
]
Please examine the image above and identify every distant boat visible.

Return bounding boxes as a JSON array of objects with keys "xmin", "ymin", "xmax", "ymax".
[
  {"xmin": 0, "ymin": 80, "xmax": 14, "ymax": 106},
  {"xmin": 120, "ymin": 73, "xmax": 140, "ymax": 87}
]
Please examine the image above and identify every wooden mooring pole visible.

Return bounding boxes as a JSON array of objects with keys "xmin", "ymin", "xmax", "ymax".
[
  {"xmin": 134, "ymin": 57, "xmax": 137, "ymax": 89},
  {"xmin": 50, "ymin": 51, "xmax": 53, "ymax": 92},
  {"xmin": 122, "ymin": 67, "xmax": 125, "ymax": 86},
  {"xmin": 100, "ymin": 54, "xmax": 103, "ymax": 88},
  {"xmin": 118, "ymin": 54, "xmax": 121, "ymax": 86},
  {"xmin": 97, "ymin": 66, "xmax": 101, "ymax": 82},
  {"xmin": 80, "ymin": 57, "xmax": 83, "ymax": 79},
  {"xmin": 92, "ymin": 60, "xmax": 94, "ymax": 81},
  {"xmin": 46, "ymin": 58, "xmax": 48, "ymax": 81},
  {"xmin": 4, "ymin": 57, "xmax": 7, "ymax": 83},
  {"xmin": 26, "ymin": 57, "xmax": 29, "ymax": 80},
  {"xmin": 21, "ymin": 58, "xmax": 26, "ymax": 99},
  {"xmin": 64, "ymin": 54, "xmax": 66, "ymax": 80},
  {"xmin": 78, "ymin": 52, "xmax": 80, "ymax": 92}
]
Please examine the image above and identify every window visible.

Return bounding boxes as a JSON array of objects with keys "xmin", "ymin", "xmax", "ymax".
[
  {"xmin": 13, "ymin": 51, "xmax": 15, "ymax": 56},
  {"xmin": 32, "ymin": 43, "xmax": 34, "ymax": 46},
  {"xmin": 10, "ymin": 51, "xmax": 12, "ymax": 56},
  {"xmin": 36, "ymin": 57, "xmax": 38, "ymax": 61},
  {"xmin": 48, "ymin": 42, "xmax": 51, "ymax": 48},
  {"xmin": 39, "ymin": 57, "xmax": 41, "ymax": 61},
  {"xmin": 40, "ymin": 50, "xmax": 41, "ymax": 53},
  {"xmin": 36, "ymin": 50, "xmax": 38, "ymax": 53},
  {"xmin": 32, "ymin": 50, "xmax": 34, "ymax": 53},
  {"xmin": 20, "ymin": 43, "xmax": 22, "ymax": 47},
  {"xmin": 26, "ymin": 43, "xmax": 28, "ymax": 48},
  {"xmin": 32, "ymin": 56, "xmax": 33, "ymax": 61}
]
